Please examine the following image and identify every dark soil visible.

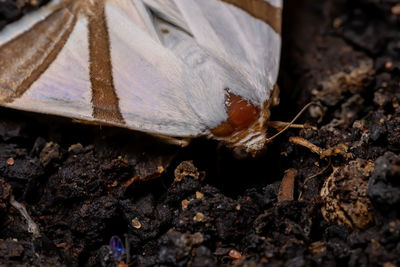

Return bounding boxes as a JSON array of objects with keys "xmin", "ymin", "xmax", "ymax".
[{"xmin": 1, "ymin": 0, "xmax": 400, "ymax": 266}]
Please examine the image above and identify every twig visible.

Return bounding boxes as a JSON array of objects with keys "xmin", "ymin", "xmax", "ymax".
[{"xmin": 288, "ymin": 137, "xmax": 353, "ymax": 159}]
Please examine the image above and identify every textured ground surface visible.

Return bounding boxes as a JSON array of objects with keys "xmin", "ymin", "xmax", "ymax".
[{"xmin": 1, "ymin": 0, "xmax": 400, "ymax": 266}]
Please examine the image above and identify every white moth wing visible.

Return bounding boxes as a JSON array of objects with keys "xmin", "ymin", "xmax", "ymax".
[
  {"xmin": 142, "ymin": 0, "xmax": 191, "ymax": 33},
  {"xmin": 132, "ymin": 0, "xmax": 162, "ymax": 43},
  {"xmin": 0, "ymin": 0, "xmax": 283, "ymax": 152},
  {"xmin": 105, "ymin": 0, "xmax": 227, "ymax": 135},
  {"xmin": 0, "ymin": 0, "xmax": 228, "ymax": 137},
  {"xmin": 150, "ymin": 17, "xmax": 241, "ymax": 126},
  {"xmin": 265, "ymin": 0, "xmax": 282, "ymax": 8},
  {"xmin": 0, "ymin": 0, "xmax": 62, "ymax": 46},
  {"xmin": 147, "ymin": 0, "xmax": 282, "ymax": 105},
  {"xmin": 0, "ymin": 1, "xmax": 80, "ymax": 103},
  {"xmin": 6, "ymin": 16, "xmax": 93, "ymax": 120}
]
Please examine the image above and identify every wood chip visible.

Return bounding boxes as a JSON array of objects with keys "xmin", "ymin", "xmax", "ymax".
[{"xmin": 278, "ymin": 169, "xmax": 297, "ymax": 202}]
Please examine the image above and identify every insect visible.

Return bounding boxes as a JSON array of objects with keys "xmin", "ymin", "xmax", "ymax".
[{"xmin": 0, "ymin": 0, "xmax": 282, "ymax": 156}]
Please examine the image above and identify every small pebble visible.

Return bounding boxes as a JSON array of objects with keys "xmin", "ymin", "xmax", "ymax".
[
  {"xmin": 131, "ymin": 217, "xmax": 141, "ymax": 229},
  {"xmin": 333, "ymin": 17, "xmax": 342, "ymax": 28},
  {"xmin": 229, "ymin": 249, "xmax": 242, "ymax": 259},
  {"xmin": 6, "ymin": 158, "xmax": 14, "ymax": 166},
  {"xmin": 181, "ymin": 199, "xmax": 189, "ymax": 211},
  {"xmin": 193, "ymin": 212, "xmax": 205, "ymax": 222},
  {"xmin": 195, "ymin": 191, "xmax": 204, "ymax": 199},
  {"xmin": 391, "ymin": 3, "xmax": 400, "ymax": 15}
]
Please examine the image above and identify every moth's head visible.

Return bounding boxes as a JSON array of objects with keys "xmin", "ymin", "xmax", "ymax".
[{"xmin": 209, "ymin": 85, "xmax": 279, "ymax": 158}]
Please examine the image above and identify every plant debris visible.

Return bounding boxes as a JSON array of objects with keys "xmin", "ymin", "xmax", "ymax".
[{"xmin": 320, "ymin": 159, "xmax": 374, "ymax": 230}]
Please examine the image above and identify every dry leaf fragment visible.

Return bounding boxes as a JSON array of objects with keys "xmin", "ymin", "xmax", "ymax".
[
  {"xmin": 320, "ymin": 159, "xmax": 374, "ymax": 230},
  {"xmin": 174, "ymin": 161, "xmax": 199, "ymax": 182}
]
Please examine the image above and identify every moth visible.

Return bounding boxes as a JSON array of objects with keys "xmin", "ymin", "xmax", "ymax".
[{"xmin": 0, "ymin": 0, "xmax": 282, "ymax": 156}]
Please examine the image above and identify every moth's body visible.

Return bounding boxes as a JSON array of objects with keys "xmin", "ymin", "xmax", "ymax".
[{"xmin": 0, "ymin": 0, "xmax": 282, "ymax": 155}]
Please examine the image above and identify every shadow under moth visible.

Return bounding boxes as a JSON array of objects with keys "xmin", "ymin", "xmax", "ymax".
[{"xmin": 0, "ymin": 0, "xmax": 282, "ymax": 156}]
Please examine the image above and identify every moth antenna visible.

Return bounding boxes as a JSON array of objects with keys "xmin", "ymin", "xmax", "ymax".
[
  {"xmin": 304, "ymin": 157, "xmax": 332, "ymax": 183},
  {"xmin": 268, "ymin": 121, "xmax": 318, "ymax": 131},
  {"xmin": 299, "ymin": 157, "xmax": 332, "ymax": 200},
  {"xmin": 266, "ymin": 102, "xmax": 316, "ymax": 143}
]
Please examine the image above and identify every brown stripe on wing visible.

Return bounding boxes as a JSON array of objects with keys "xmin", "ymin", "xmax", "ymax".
[
  {"xmin": 87, "ymin": 0, "xmax": 125, "ymax": 124},
  {"xmin": 220, "ymin": 0, "xmax": 282, "ymax": 34},
  {"xmin": 0, "ymin": 5, "xmax": 79, "ymax": 103}
]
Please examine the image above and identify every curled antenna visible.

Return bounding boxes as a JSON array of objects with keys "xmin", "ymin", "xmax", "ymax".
[{"xmin": 266, "ymin": 102, "xmax": 321, "ymax": 143}]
